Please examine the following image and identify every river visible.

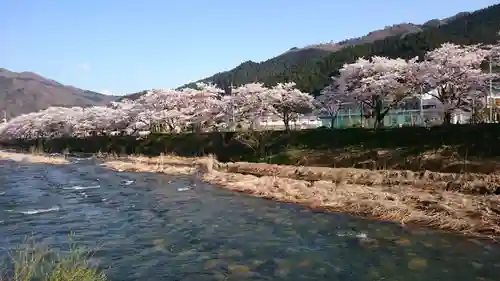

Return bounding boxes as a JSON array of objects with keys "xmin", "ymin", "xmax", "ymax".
[{"xmin": 0, "ymin": 157, "xmax": 499, "ymax": 281}]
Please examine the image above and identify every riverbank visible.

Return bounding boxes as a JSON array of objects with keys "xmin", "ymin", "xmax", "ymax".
[
  {"xmin": 0, "ymin": 151, "xmax": 69, "ymax": 165},
  {"xmin": 102, "ymin": 154, "xmax": 500, "ymax": 239}
]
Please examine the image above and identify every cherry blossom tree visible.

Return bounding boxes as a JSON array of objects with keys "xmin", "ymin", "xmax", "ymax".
[
  {"xmin": 0, "ymin": 84, "xmax": 224, "ymax": 140},
  {"xmin": 2, "ymin": 43, "xmax": 499, "ymax": 142},
  {"xmin": 492, "ymin": 45, "xmax": 500, "ymax": 67},
  {"xmin": 109, "ymin": 99, "xmax": 148, "ymax": 133},
  {"xmin": 315, "ymin": 84, "xmax": 345, "ymax": 129},
  {"xmin": 209, "ymin": 95, "xmax": 238, "ymax": 131},
  {"xmin": 80, "ymin": 106, "xmax": 123, "ymax": 135},
  {"xmin": 336, "ymin": 56, "xmax": 421, "ymax": 128},
  {"xmin": 1, "ymin": 107, "xmax": 74, "ymax": 139},
  {"xmin": 179, "ymin": 83, "xmax": 225, "ymax": 132},
  {"xmin": 112, "ymin": 83, "xmax": 224, "ymax": 134},
  {"xmin": 267, "ymin": 82, "xmax": 315, "ymax": 131},
  {"xmin": 126, "ymin": 88, "xmax": 191, "ymax": 133},
  {"xmin": 0, "ymin": 112, "xmax": 37, "ymax": 139},
  {"xmin": 230, "ymin": 83, "xmax": 275, "ymax": 130},
  {"xmin": 489, "ymin": 31, "xmax": 500, "ymax": 67},
  {"xmin": 418, "ymin": 43, "xmax": 495, "ymax": 124}
]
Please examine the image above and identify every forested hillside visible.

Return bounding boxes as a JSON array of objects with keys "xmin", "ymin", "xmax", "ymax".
[{"xmin": 184, "ymin": 4, "xmax": 500, "ymax": 95}]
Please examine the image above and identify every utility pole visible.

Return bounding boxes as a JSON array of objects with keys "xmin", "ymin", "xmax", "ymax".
[
  {"xmin": 490, "ymin": 31, "xmax": 500, "ymax": 122},
  {"xmin": 490, "ymin": 55, "xmax": 494, "ymax": 122},
  {"xmin": 420, "ymin": 86, "xmax": 424, "ymax": 126},
  {"xmin": 230, "ymin": 82, "xmax": 235, "ymax": 131},
  {"xmin": 472, "ymin": 98, "xmax": 476, "ymax": 124}
]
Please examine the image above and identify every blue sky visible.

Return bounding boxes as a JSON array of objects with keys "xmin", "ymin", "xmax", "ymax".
[{"xmin": 0, "ymin": 0, "xmax": 497, "ymax": 95}]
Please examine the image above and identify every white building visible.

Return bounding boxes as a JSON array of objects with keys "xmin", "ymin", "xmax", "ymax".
[{"xmin": 256, "ymin": 114, "xmax": 322, "ymax": 130}]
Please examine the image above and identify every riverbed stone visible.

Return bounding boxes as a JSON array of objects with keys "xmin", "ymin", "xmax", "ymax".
[{"xmin": 408, "ymin": 257, "xmax": 428, "ymax": 270}]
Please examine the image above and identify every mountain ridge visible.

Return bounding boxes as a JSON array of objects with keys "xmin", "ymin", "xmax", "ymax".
[
  {"xmin": 177, "ymin": 4, "xmax": 500, "ymax": 95},
  {"xmin": 0, "ymin": 68, "xmax": 118, "ymax": 118},
  {"xmin": 178, "ymin": 11, "xmax": 474, "ymax": 87},
  {"xmin": 119, "ymin": 9, "xmax": 487, "ymax": 101}
]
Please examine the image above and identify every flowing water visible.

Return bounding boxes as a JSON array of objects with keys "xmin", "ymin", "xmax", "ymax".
[{"xmin": 0, "ymin": 157, "xmax": 499, "ymax": 281}]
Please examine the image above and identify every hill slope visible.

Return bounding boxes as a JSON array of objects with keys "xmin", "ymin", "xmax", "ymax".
[
  {"xmin": 181, "ymin": 4, "xmax": 500, "ymax": 95},
  {"xmin": 0, "ymin": 68, "xmax": 118, "ymax": 118},
  {"xmin": 174, "ymin": 23, "xmax": 427, "ymax": 92}
]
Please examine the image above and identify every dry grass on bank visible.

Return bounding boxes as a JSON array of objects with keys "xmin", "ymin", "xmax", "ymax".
[
  {"xmin": 102, "ymin": 154, "xmax": 500, "ymax": 239},
  {"xmin": 102, "ymin": 153, "xmax": 215, "ymax": 175},
  {"xmin": 203, "ymin": 171, "xmax": 500, "ymax": 238},
  {"xmin": 282, "ymin": 146, "xmax": 500, "ymax": 174},
  {"xmin": 221, "ymin": 162, "xmax": 500, "ymax": 195},
  {"xmin": 122, "ymin": 154, "xmax": 500, "ymax": 195},
  {"xmin": 102, "ymin": 160, "xmax": 197, "ymax": 175},
  {"xmin": 126, "ymin": 154, "xmax": 199, "ymax": 166},
  {"xmin": 0, "ymin": 151, "xmax": 69, "ymax": 165}
]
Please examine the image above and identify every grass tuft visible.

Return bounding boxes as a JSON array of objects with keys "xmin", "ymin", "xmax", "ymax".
[{"xmin": 1, "ymin": 237, "xmax": 106, "ymax": 281}]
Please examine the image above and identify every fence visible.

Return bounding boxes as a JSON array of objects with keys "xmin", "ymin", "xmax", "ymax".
[{"xmin": 320, "ymin": 109, "xmax": 439, "ymax": 128}]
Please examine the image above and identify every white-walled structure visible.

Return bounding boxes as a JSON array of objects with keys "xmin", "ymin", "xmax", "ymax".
[{"xmin": 256, "ymin": 114, "xmax": 322, "ymax": 130}]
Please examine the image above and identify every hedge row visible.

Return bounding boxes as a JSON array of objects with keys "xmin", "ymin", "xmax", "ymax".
[{"xmin": 2, "ymin": 124, "xmax": 500, "ymax": 162}]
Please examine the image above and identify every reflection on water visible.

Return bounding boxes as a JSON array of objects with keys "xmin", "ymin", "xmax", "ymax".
[{"xmin": 0, "ymin": 158, "xmax": 499, "ymax": 281}]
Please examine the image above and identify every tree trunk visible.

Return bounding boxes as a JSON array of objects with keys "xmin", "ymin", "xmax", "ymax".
[
  {"xmin": 374, "ymin": 114, "xmax": 384, "ymax": 129},
  {"xmin": 373, "ymin": 97, "xmax": 384, "ymax": 129},
  {"xmin": 330, "ymin": 112, "xmax": 339, "ymax": 129},
  {"xmin": 443, "ymin": 111, "xmax": 452, "ymax": 125},
  {"xmin": 258, "ymin": 133, "xmax": 265, "ymax": 159},
  {"xmin": 283, "ymin": 111, "xmax": 290, "ymax": 132},
  {"xmin": 167, "ymin": 123, "xmax": 175, "ymax": 132}
]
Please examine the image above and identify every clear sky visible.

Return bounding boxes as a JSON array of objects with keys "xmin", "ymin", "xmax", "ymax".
[{"xmin": 0, "ymin": 0, "xmax": 497, "ymax": 95}]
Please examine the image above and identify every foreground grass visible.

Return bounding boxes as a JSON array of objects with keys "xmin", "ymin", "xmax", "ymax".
[
  {"xmin": 102, "ymin": 154, "xmax": 500, "ymax": 239},
  {"xmin": 1, "ymin": 239, "xmax": 106, "ymax": 281}
]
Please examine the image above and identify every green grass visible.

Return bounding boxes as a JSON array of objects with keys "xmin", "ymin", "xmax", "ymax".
[{"xmin": 1, "ymin": 238, "xmax": 107, "ymax": 281}]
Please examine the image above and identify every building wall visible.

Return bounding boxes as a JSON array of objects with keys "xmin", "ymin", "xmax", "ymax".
[{"xmin": 320, "ymin": 109, "xmax": 426, "ymax": 128}]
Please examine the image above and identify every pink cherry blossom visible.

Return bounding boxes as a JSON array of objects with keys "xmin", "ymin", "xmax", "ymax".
[
  {"xmin": 1, "ymin": 40, "xmax": 498, "ymax": 140},
  {"xmin": 336, "ymin": 56, "xmax": 421, "ymax": 128},
  {"xmin": 419, "ymin": 43, "xmax": 495, "ymax": 124},
  {"xmin": 267, "ymin": 82, "xmax": 315, "ymax": 131},
  {"xmin": 315, "ymin": 84, "xmax": 345, "ymax": 128}
]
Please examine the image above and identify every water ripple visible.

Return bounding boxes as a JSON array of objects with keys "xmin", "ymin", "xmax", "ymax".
[{"xmin": 0, "ymin": 159, "xmax": 499, "ymax": 281}]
